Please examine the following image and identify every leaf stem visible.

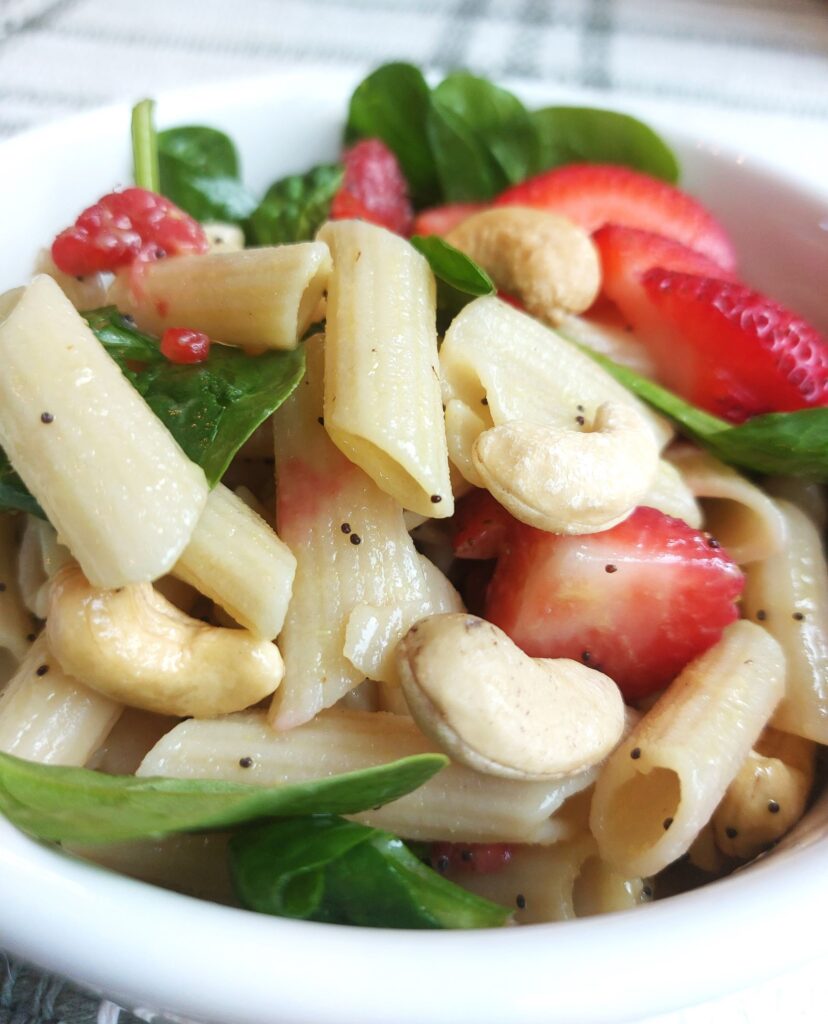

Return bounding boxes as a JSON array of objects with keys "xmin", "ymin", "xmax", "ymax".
[{"xmin": 131, "ymin": 98, "xmax": 160, "ymax": 192}]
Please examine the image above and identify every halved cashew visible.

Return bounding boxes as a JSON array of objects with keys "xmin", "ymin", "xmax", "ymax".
[
  {"xmin": 445, "ymin": 207, "xmax": 600, "ymax": 324},
  {"xmin": 472, "ymin": 401, "xmax": 659, "ymax": 534},
  {"xmin": 395, "ymin": 613, "xmax": 624, "ymax": 780},
  {"xmin": 46, "ymin": 565, "xmax": 283, "ymax": 718}
]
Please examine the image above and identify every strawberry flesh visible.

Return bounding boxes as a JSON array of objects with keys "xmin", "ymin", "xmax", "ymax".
[
  {"xmin": 411, "ymin": 202, "xmax": 486, "ymax": 237},
  {"xmin": 331, "ymin": 138, "xmax": 413, "ymax": 235}
]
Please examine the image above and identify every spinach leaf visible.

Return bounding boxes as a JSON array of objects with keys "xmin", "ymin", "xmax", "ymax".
[
  {"xmin": 345, "ymin": 62, "xmax": 440, "ymax": 207},
  {"xmin": 581, "ymin": 346, "xmax": 828, "ymax": 479},
  {"xmin": 532, "ymin": 107, "xmax": 679, "ymax": 183},
  {"xmin": 230, "ymin": 815, "xmax": 511, "ymax": 929},
  {"xmin": 248, "ymin": 164, "xmax": 343, "ymax": 246},
  {"xmin": 0, "ymin": 450, "xmax": 43, "ymax": 518},
  {"xmin": 0, "ymin": 750, "xmax": 447, "ymax": 844},
  {"xmin": 410, "ymin": 234, "xmax": 494, "ymax": 320},
  {"xmin": 131, "ymin": 98, "xmax": 160, "ymax": 193},
  {"xmin": 427, "ymin": 73, "xmax": 539, "ymax": 202},
  {"xmin": 158, "ymin": 126, "xmax": 257, "ymax": 224},
  {"xmin": 84, "ymin": 308, "xmax": 306, "ymax": 487}
]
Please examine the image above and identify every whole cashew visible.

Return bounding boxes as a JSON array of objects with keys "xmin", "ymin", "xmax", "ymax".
[
  {"xmin": 46, "ymin": 565, "xmax": 284, "ymax": 718},
  {"xmin": 472, "ymin": 401, "xmax": 659, "ymax": 535},
  {"xmin": 445, "ymin": 207, "xmax": 600, "ymax": 325},
  {"xmin": 396, "ymin": 613, "xmax": 625, "ymax": 780}
]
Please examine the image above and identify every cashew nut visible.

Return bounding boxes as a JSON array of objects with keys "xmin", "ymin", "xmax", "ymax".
[
  {"xmin": 472, "ymin": 401, "xmax": 659, "ymax": 535},
  {"xmin": 395, "ymin": 613, "xmax": 624, "ymax": 780},
  {"xmin": 46, "ymin": 565, "xmax": 284, "ymax": 718},
  {"xmin": 445, "ymin": 207, "xmax": 600, "ymax": 324}
]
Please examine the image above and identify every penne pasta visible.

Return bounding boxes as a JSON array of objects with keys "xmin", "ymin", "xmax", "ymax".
[
  {"xmin": 766, "ymin": 476, "xmax": 827, "ymax": 532},
  {"xmin": 108, "ymin": 244, "xmax": 331, "ymax": 351},
  {"xmin": 33, "ymin": 248, "xmax": 107, "ymax": 311},
  {"xmin": 590, "ymin": 621, "xmax": 785, "ymax": 877},
  {"xmin": 640, "ymin": 458, "xmax": 702, "ymax": 529},
  {"xmin": 173, "ymin": 483, "xmax": 296, "ymax": 640},
  {"xmin": 17, "ymin": 513, "xmax": 71, "ymax": 620},
  {"xmin": 0, "ymin": 636, "xmax": 122, "ymax": 765},
  {"xmin": 138, "ymin": 709, "xmax": 598, "ymax": 844},
  {"xmin": 0, "ymin": 276, "xmax": 209, "ymax": 588},
  {"xmin": 317, "ymin": 220, "xmax": 453, "ymax": 518},
  {"xmin": 87, "ymin": 707, "xmax": 178, "ymax": 776},
  {"xmin": 667, "ymin": 444, "xmax": 786, "ymax": 564},
  {"xmin": 271, "ymin": 336, "xmax": 431, "ymax": 729},
  {"xmin": 742, "ymin": 499, "xmax": 828, "ymax": 744},
  {"xmin": 202, "ymin": 221, "xmax": 246, "ymax": 254},
  {"xmin": 0, "ymin": 514, "xmax": 34, "ymax": 662}
]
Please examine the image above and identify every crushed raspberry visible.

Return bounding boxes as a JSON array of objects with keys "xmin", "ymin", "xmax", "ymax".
[
  {"xmin": 431, "ymin": 842, "xmax": 513, "ymax": 875},
  {"xmin": 51, "ymin": 187, "xmax": 208, "ymax": 276},
  {"xmin": 160, "ymin": 327, "xmax": 211, "ymax": 364},
  {"xmin": 330, "ymin": 139, "xmax": 413, "ymax": 235}
]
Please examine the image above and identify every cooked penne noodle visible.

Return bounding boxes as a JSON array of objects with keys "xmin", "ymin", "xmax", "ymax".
[
  {"xmin": 108, "ymin": 244, "xmax": 331, "ymax": 351},
  {"xmin": 173, "ymin": 483, "xmax": 296, "ymax": 640},
  {"xmin": 271, "ymin": 336, "xmax": 431, "ymax": 729},
  {"xmin": 87, "ymin": 707, "xmax": 178, "ymax": 776},
  {"xmin": 138, "ymin": 709, "xmax": 597, "ymax": 843},
  {"xmin": 766, "ymin": 476, "xmax": 827, "ymax": 531},
  {"xmin": 712, "ymin": 727, "xmax": 815, "ymax": 861},
  {"xmin": 444, "ymin": 835, "xmax": 648, "ymax": 924},
  {"xmin": 0, "ymin": 514, "xmax": 34, "ymax": 662},
  {"xmin": 0, "ymin": 636, "xmax": 122, "ymax": 765},
  {"xmin": 317, "ymin": 220, "xmax": 453, "ymax": 518},
  {"xmin": 0, "ymin": 276, "xmax": 209, "ymax": 588},
  {"xmin": 641, "ymin": 458, "xmax": 702, "ymax": 528},
  {"xmin": 667, "ymin": 444, "xmax": 785, "ymax": 564},
  {"xmin": 17, "ymin": 514, "xmax": 71, "ymax": 620},
  {"xmin": 686, "ymin": 822, "xmax": 729, "ymax": 874},
  {"xmin": 33, "ymin": 249, "xmax": 107, "ymax": 311},
  {"xmin": 335, "ymin": 679, "xmax": 379, "ymax": 713},
  {"xmin": 440, "ymin": 297, "xmax": 673, "ymax": 485},
  {"xmin": 590, "ymin": 621, "xmax": 785, "ymax": 877},
  {"xmin": 742, "ymin": 499, "xmax": 828, "ymax": 744},
  {"xmin": 202, "ymin": 221, "xmax": 246, "ymax": 254}
]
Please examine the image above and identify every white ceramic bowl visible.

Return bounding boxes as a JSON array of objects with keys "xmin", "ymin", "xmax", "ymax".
[{"xmin": 1, "ymin": 70, "xmax": 827, "ymax": 1024}]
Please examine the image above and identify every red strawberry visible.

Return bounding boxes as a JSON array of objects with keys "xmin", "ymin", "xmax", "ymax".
[
  {"xmin": 453, "ymin": 488, "xmax": 513, "ymax": 560},
  {"xmin": 411, "ymin": 202, "xmax": 486, "ymax": 237},
  {"xmin": 608, "ymin": 267, "xmax": 828, "ymax": 422},
  {"xmin": 495, "ymin": 164, "xmax": 736, "ymax": 272},
  {"xmin": 331, "ymin": 138, "xmax": 413, "ymax": 235},
  {"xmin": 483, "ymin": 506, "xmax": 744, "ymax": 701},
  {"xmin": 430, "ymin": 842, "xmax": 513, "ymax": 875}
]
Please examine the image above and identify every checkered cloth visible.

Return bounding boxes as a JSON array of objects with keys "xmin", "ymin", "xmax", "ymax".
[{"xmin": 1, "ymin": 1, "xmax": 828, "ymax": 1022}]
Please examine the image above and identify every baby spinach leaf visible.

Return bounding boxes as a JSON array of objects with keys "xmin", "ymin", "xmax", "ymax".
[
  {"xmin": 131, "ymin": 98, "xmax": 160, "ymax": 193},
  {"xmin": 158, "ymin": 126, "xmax": 257, "ymax": 224},
  {"xmin": 345, "ymin": 62, "xmax": 440, "ymax": 207},
  {"xmin": 582, "ymin": 346, "xmax": 828, "ymax": 479},
  {"xmin": 0, "ymin": 451, "xmax": 43, "ymax": 518},
  {"xmin": 248, "ymin": 164, "xmax": 344, "ymax": 246},
  {"xmin": 84, "ymin": 308, "xmax": 306, "ymax": 486},
  {"xmin": 531, "ymin": 106, "xmax": 680, "ymax": 183},
  {"xmin": 230, "ymin": 815, "xmax": 511, "ymax": 929},
  {"xmin": 410, "ymin": 235, "xmax": 494, "ymax": 297},
  {"xmin": 0, "ymin": 750, "xmax": 447, "ymax": 844}
]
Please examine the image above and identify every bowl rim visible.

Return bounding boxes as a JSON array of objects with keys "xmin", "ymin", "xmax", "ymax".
[{"xmin": 1, "ymin": 67, "xmax": 828, "ymax": 1024}]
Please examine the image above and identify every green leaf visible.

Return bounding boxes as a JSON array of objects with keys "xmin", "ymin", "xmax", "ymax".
[
  {"xmin": 84, "ymin": 308, "xmax": 306, "ymax": 487},
  {"xmin": 230, "ymin": 815, "xmax": 511, "ymax": 929},
  {"xmin": 131, "ymin": 98, "xmax": 160, "ymax": 193},
  {"xmin": 158, "ymin": 126, "xmax": 257, "ymax": 224},
  {"xmin": 531, "ymin": 106, "xmax": 680, "ymax": 182},
  {"xmin": 247, "ymin": 164, "xmax": 344, "ymax": 246},
  {"xmin": 345, "ymin": 62, "xmax": 440, "ymax": 207},
  {"xmin": 410, "ymin": 235, "xmax": 494, "ymax": 296},
  {"xmin": 427, "ymin": 72, "xmax": 539, "ymax": 202},
  {"xmin": 0, "ymin": 450, "xmax": 43, "ymax": 518},
  {"xmin": 0, "ymin": 750, "xmax": 447, "ymax": 844},
  {"xmin": 578, "ymin": 345, "xmax": 828, "ymax": 480}
]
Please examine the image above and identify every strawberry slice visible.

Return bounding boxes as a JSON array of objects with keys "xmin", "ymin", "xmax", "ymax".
[
  {"xmin": 453, "ymin": 488, "xmax": 513, "ymax": 560},
  {"xmin": 411, "ymin": 202, "xmax": 486, "ymax": 237},
  {"xmin": 484, "ymin": 506, "xmax": 744, "ymax": 701},
  {"xmin": 495, "ymin": 164, "xmax": 736, "ymax": 272},
  {"xmin": 331, "ymin": 138, "xmax": 413, "ymax": 235}
]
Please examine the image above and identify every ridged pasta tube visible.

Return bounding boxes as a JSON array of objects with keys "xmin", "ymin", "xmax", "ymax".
[
  {"xmin": 17, "ymin": 514, "xmax": 71, "ymax": 620},
  {"xmin": 590, "ymin": 621, "xmax": 785, "ymax": 877},
  {"xmin": 317, "ymin": 220, "xmax": 453, "ymax": 518},
  {"xmin": 138, "ymin": 710, "xmax": 598, "ymax": 844},
  {"xmin": 173, "ymin": 484, "xmax": 296, "ymax": 640},
  {"xmin": 743, "ymin": 499, "xmax": 828, "ymax": 744},
  {"xmin": 0, "ymin": 637, "xmax": 122, "ymax": 765},
  {"xmin": 0, "ymin": 515, "xmax": 34, "ymax": 662},
  {"xmin": 108, "ymin": 244, "xmax": 331, "ymax": 351},
  {"xmin": 0, "ymin": 276, "xmax": 208, "ymax": 587}
]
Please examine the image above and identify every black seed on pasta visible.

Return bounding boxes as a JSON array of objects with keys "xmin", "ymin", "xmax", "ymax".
[
  {"xmin": 725, "ymin": 827, "xmax": 738, "ymax": 839},
  {"xmin": 768, "ymin": 800, "xmax": 780, "ymax": 814},
  {"xmin": 238, "ymin": 757, "xmax": 254, "ymax": 769},
  {"xmin": 663, "ymin": 817, "xmax": 673, "ymax": 831},
  {"xmin": 340, "ymin": 523, "xmax": 352, "ymax": 534},
  {"xmin": 516, "ymin": 894, "xmax": 526, "ymax": 909},
  {"xmin": 350, "ymin": 533, "xmax": 362, "ymax": 546},
  {"xmin": 756, "ymin": 609, "xmax": 767, "ymax": 621},
  {"xmin": 630, "ymin": 747, "xmax": 642, "ymax": 760},
  {"xmin": 36, "ymin": 664, "xmax": 49, "ymax": 677}
]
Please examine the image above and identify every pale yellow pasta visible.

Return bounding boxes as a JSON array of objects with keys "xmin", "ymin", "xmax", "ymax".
[
  {"xmin": 743, "ymin": 499, "xmax": 828, "ymax": 744},
  {"xmin": 440, "ymin": 297, "xmax": 672, "ymax": 484},
  {"xmin": 590, "ymin": 621, "xmax": 785, "ymax": 877},
  {"xmin": 317, "ymin": 220, "xmax": 453, "ymax": 518},
  {"xmin": 0, "ymin": 637, "xmax": 122, "ymax": 765},
  {"xmin": 173, "ymin": 484, "xmax": 296, "ymax": 640},
  {"xmin": 87, "ymin": 707, "xmax": 178, "ymax": 775},
  {"xmin": 667, "ymin": 444, "xmax": 785, "ymax": 564},
  {"xmin": 444, "ymin": 835, "xmax": 648, "ymax": 924},
  {"xmin": 640, "ymin": 458, "xmax": 702, "ymax": 528},
  {"xmin": 0, "ymin": 276, "xmax": 208, "ymax": 588},
  {"xmin": 17, "ymin": 514, "xmax": 71, "ymax": 619},
  {"xmin": 108, "ymin": 244, "xmax": 331, "ymax": 351},
  {"xmin": 712, "ymin": 727, "xmax": 815, "ymax": 861},
  {"xmin": 766, "ymin": 476, "xmax": 827, "ymax": 531},
  {"xmin": 33, "ymin": 249, "xmax": 107, "ymax": 311},
  {"xmin": 271, "ymin": 336, "xmax": 431, "ymax": 730},
  {"xmin": 0, "ymin": 515, "xmax": 34, "ymax": 662},
  {"xmin": 138, "ymin": 709, "xmax": 597, "ymax": 843},
  {"xmin": 202, "ymin": 221, "xmax": 246, "ymax": 253},
  {"xmin": 687, "ymin": 822, "xmax": 729, "ymax": 874}
]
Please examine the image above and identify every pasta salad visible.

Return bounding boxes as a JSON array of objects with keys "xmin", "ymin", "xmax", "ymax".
[{"xmin": 0, "ymin": 63, "xmax": 826, "ymax": 929}]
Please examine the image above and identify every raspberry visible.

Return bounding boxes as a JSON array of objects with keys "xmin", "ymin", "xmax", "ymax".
[
  {"xmin": 160, "ymin": 327, "xmax": 211, "ymax": 364},
  {"xmin": 331, "ymin": 139, "xmax": 413, "ymax": 235}
]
